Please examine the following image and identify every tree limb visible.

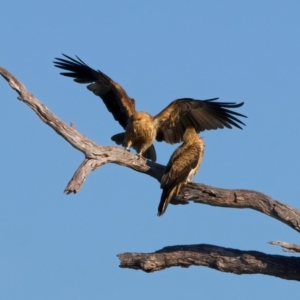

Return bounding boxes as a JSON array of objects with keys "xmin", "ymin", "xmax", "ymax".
[
  {"xmin": 2, "ymin": 65, "xmax": 300, "ymax": 279},
  {"xmin": 1, "ymin": 65, "xmax": 299, "ymax": 232},
  {"xmin": 175, "ymin": 183, "xmax": 300, "ymax": 233},
  {"xmin": 269, "ymin": 241, "xmax": 300, "ymax": 253},
  {"xmin": 0, "ymin": 65, "xmax": 165, "ymax": 194},
  {"xmin": 118, "ymin": 244, "xmax": 300, "ymax": 281}
]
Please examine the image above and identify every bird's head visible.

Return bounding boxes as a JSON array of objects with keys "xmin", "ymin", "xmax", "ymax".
[{"xmin": 132, "ymin": 112, "xmax": 152, "ymax": 125}]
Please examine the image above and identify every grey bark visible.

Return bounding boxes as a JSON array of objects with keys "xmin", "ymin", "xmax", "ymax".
[
  {"xmin": 1, "ymin": 65, "xmax": 300, "ymax": 280},
  {"xmin": 118, "ymin": 244, "xmax": 300, "ymax": 281},
  {"xmin": 269, "ymin": 241, "xmax": 300, "ymax": 253}
]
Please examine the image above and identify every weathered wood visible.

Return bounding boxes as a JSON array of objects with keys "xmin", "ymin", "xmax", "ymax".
[
  {"xmin": 1, "ymin": 64, "xmax": 300, "ymax": 280},
  {"xmin": 118, "ymin": 244, "xmax": 300, "ymax": 281},
  {"xmin": 0, "ymin": 66, "xmax": 165, "ymax": 193},
  {"xmin": 2, "ymin": 65, "xmax": 300, "ymax": 233},
  {"xmin": 269, "ymin": 241, "xmax": 300, "ymax": 253},
  {"xmin": 176, "ymin": 183, "xmax": 300, "ymax": 233}
]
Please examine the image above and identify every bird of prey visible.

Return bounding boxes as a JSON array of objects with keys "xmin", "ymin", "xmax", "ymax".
[
  {"xmin": 54, "ymin": 54, "xmax": 247, "ymax": 162},
  {"xmin": 158, "ymin": 127, "xmax": 205, "ymax": 216}
]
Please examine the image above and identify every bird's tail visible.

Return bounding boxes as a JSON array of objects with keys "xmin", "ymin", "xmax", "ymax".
[
  {"xmin": 157, "ymin": 186, "xmax": 177, "ymax": 216},
  {"xmin": 111, "ymin": 132, "xmax": 125, "ymax": 145},
  {"xmin": 144, "ymin": 145, "xmax": 156, "ymax": 162}
]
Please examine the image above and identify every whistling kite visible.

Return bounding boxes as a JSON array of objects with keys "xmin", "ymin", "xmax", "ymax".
[
  {"xmin": 158, "ymin": 127, "xmax": 205, "ymax": 216},
  {"xmin": 54, "ymin": 55, "xmax": 246, "ymax": 161}
]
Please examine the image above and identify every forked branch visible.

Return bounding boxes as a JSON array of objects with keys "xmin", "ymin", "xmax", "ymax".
[{"xmin": 1, "ymin": 65, "xmax": 300, "ymax": 280}]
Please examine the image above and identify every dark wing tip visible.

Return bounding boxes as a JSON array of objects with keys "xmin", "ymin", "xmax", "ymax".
[
  {"xmin": 201, "ymin": 98, "xmax": 247, "ymax": 130},
  {"xmin": 54, "ymin": 54, "xmax": 134, "ymax": 129},
  {"xmin": 157, "ymin": 97, "xmax": 247, "ymax": 142},
  {"xmin": 53, "ymin": 54, "xmax": 104, "ymax": 84}
]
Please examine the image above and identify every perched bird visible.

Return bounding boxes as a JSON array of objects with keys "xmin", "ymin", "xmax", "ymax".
[
  {"xmin": 54, "ymin": 54, "xmax": 246, "ymax": 162},
  {"xmin": 158, "ymin": 127, "xmax": 205, "ymax": 216}
]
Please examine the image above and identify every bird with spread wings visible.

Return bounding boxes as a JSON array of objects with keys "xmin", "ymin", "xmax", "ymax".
[
  {"xmin": 157, "ymin": 127, "xmax": 205, "ymax": 216},
  {"xmin": 54, "ymin": 54, "xmax": 247, "ymax": 162}
]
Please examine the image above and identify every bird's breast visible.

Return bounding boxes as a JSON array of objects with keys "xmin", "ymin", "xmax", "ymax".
[{"xmin": 133, "ymin": 122, "xmax": 156, "ymax": 140}]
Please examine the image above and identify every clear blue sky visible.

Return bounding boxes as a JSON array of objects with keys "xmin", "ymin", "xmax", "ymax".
[{"xmin": 1, "ymin": 1, "xmax": 300, "ymax": 299}]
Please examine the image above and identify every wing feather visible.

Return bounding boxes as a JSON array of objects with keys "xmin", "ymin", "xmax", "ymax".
[
  {"xmin": 161, "ymin": 144, "xmax": 200, "ymax": 190},
  {"xmin": 158, "ymin": 139, "xmax": 203, "ymax": 216},
  {"xmin": 54, "ymin": 54, "xmax": 135, "ymax": 129},
  {"xmin": 155, "ymin": 98, "xmax": 246, "ymax": 144}
]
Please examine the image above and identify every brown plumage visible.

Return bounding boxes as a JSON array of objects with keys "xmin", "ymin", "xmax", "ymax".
[
  {"xmin": 54, "ymin": 54, "xmax": 247, "ymax": 162},
  {"xmin": 158, "ymin": 127, "xmax": 205, "ymax": 216}
]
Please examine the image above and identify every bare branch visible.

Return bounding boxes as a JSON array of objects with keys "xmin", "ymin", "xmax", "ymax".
[
  {"xmin": 1, "ymin": 65, "xmax": 300, "ymax": 234},
  {"xmin": 0, "ymin": 66, "xmax": 165, "ymax": 192},
  {"xmin": 3, "ymin": 64, "xmax": 300, "ymax": 279},
  {"xmin": 63, "ymin": 152, "xmax": 165, "ymax": 194},
  {"xmin": 269, "ymin": 241, "xmax": 300, "ymax": 253},
  {"xmin": 175, "ymin": 183, "xmax": 300, "ymax": 233},
  {"xmin": 0, "ymin": 66, "xmax": 98, "ymax": 153},
  {"xmin": 118, "ymin": 244, "xmax": 300, "ymax": 281}
]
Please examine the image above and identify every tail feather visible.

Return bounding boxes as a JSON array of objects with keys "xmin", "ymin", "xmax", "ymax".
[
  {"xmin": 111, "ymin": 132, "xmax": 125, "ymax": 146},
  {"xmin": 143, "ymin": 145, "xmax": 157, "ymax": 162},
  {"xmin": 157, "ymin": 187, "xmax": 176, "ymax": 216}
]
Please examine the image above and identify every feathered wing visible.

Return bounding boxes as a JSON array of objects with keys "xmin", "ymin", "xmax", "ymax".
[
  {"xmin": 154, "ymin": 98, "xmax": 247, "ymax": 144},
  {"xmin": 157, "ymin": 141, "xmax": 203, "ymax": 216},
  {"xmin": 54, "ymin": 54, "xmax": 135, "ymax": 129}
]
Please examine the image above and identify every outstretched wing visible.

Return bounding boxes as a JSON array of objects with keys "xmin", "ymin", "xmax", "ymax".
[
  {"xmin": 154, "ymin": 98, "xmax": 247, "ymax": 144},
  {"xmin": 54, "ymin": 54, "xmax": 135, "ymax": 129}
]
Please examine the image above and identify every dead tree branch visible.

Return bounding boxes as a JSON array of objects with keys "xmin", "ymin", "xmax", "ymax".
[
  {"xmin": 176, "ymin": 183, "xmax": 300, "ymax": 233},
  {"xmin": 269, "ymin": 241, "xmax": 300, "ymax": 253},
  {"xmin": 1, "ymin": 65, "xmax": 299, "ymax": 231},
  {"xmin": 118, "ymin": 244, "xmax": 300, "ymax": 281},
  {"xmin": 0, "ymin": 66, "xmax": 165, "ymax": 194},
  {"xmin": 2, "ymin": 65, "xmax": 300, "ymax": 279}
]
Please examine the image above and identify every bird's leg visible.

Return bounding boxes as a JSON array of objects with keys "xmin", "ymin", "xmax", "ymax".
[
  {"xmin": 124, "ymin": 141, "xmax": 132, "ymax": 152},
  {"xmin": 136, "ymin": 145, "xmax": 148, "ymax": 160},
  {"xmin": 136, "ymin": 151, "xmax": 143, "ymax": 160}
]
